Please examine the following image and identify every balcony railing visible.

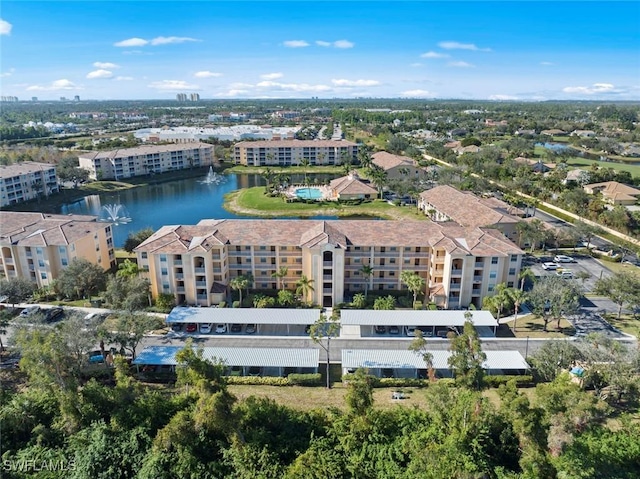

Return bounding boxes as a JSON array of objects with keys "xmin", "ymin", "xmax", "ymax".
[
  {"xmin": 473, "ymin": 275, "xmax": 483, "ymax": 282},
  {"xmin": 194, "ymin": 267, "xmax": 206, "ymax": 274},
  {"xmin": 450, "ymin": 283, "xmax": 461, "ymax": 290},
  {"xmin": 451, "ymin": 268, "xmax": 463, "ymax": 275}
]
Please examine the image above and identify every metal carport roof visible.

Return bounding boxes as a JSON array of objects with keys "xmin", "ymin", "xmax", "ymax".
[
  {"xmin": 166, "ymin": 307, "xmax": 322, "ymax": 325},
  {"xmin": 342, "ymin": 349, "xmax": 529, "ymax": 370},
  {"xmin": 133, "ymin": 346, "xmax": 320, "ymax": 368},
  {"xmin": 340, "ymin": 310, "xmax": 498, "ymax": 327}
]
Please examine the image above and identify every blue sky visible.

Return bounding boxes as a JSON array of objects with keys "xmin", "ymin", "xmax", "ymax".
[{"xmin": 1, "ymin": 1, "xmax": 639, "ymax": 101}]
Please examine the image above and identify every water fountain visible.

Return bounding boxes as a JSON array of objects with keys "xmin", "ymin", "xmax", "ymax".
[
  {"xmin": 201, "ymin": 166, "xmax": 227, "ymax": 185},
  {"xmin": 100, "ymin": 204, "xmax": 132, "ymax": 224}
]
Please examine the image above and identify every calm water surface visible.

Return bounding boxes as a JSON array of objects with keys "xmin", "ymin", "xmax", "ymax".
[{"xmin": 58, "ymin": 173, "xmax": 338, "ymax": 247}]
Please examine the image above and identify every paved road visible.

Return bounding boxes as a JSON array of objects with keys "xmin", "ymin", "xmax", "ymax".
[{"xmin": 567, "ymin": 296, "xmax": 634, "ymax": 339}]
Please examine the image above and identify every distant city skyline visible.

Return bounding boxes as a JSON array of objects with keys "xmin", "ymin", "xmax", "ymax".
[{"xmin": 1, "ymin": 1, "xmax": 639, "ymax": 101}]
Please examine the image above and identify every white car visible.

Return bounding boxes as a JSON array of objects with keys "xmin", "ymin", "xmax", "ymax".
[
  {"xmin": 20, "ymin": 306, "xmax": 40, "ymax": 317},
  {"xmin": 542, "ymin": 262, "xmax": 560, "ymax": 270},
  {"xmin": 215, "ymin": 323, "xmax": 227, "ymax": 334},
  {"xmin": 199, "ymin": 323, "xmax": 213, "ymax": 334},
  {"xmin": 556, "ymin": 270, "xmax": 574, "ymax": 279},
  {"xmin": 554, "ymin": 255, "xmax": 576, "ymax": 263}
]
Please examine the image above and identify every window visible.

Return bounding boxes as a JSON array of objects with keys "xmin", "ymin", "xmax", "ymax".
[
  {"xmin": 58, "ymin": 246, "xmax": 66, "ymax": 254},
  {"xmin": 163, "ymin": 283, "xmax": 170, "ymax": 290},
  {"xmin": 160, "ymin": 254, "xmax": 167, "ymax": 262},
  {"xmin": 507, "ymin": 282, "xmax": 514, "ymax": 288},
  {"xmin": 141, "ymin": 252, "xmax": 147, "ymax": 259},
  {"xmin": 489, "ymin": 271, "xmax": 497, "ymax": 279},
  {"xmin": 260, "ymin": 258, "xmax": 266, "ymax": 263},
  {"xmin": 510, "ymin": 254, "xmax": 518, "ymax": 262},
  {"xmin": 161, "ymin": 268, "xmax": 168, "ymax": 275},
  {"xmin": 509, "ymin": 268, "xmax": 516, "ymax": 275},
  {"xmin": 38, "ymin": 260, "xmax": 45, "ymax": 268},
  {"xmin": 61, "ymin": 258, "xmax": 68, "ymax": 266},
  {"xmin": 41, "ymin": 272, "xmax": 47, "ymax": 280},
  {"xmin": 488, "ymin": 284, "xmax": 495, "ymax": 292},
  {"xmin": 491, "ymin": 257, "xmax": 499, "ymax": 264},
  {"xmin": 281, "ymin": 258, "xmax": 287, "ymax": 263},
  {"xmin": 36, "ymin": 247, "xmax": 43, "ymax": 256}
]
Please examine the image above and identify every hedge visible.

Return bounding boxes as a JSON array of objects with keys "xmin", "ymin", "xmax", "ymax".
[
  {"xmin": 227, "ymin": 376, "xmax": 290, "ymax": 386},
  {"xmin": 288, "ymin": 373, "xmax": 323, "ymax": 386},
  {"xmin": 483, "ymin": 375, "xmax": 535, "ymax": 388}
]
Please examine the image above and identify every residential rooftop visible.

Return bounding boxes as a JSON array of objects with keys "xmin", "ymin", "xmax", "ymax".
[{"xmin": 0, "ymin": 161, "xmax": 56, "ymax": 179}]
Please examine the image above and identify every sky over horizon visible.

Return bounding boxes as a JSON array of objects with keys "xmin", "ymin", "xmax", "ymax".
[{"xmin": 1, "ymin": 1, "xmax": 639, "ymax": 101}]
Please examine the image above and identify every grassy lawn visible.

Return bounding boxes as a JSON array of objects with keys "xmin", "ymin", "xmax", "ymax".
[
  {"xmin": 565, "ymin": 157, "xmax": 640, "ymax": 177},
  {"xmin": 601, "ymin": 313, "xmax": 640, "ymax": 338},
  {"xmin": 601, "ymin": 260, "xmax": 640, "ymax": 280},
  {"xmin": 497, "ymin": 314, "xmax": 576, "ymax": 338},
  {"xmin": 224, "ymin": 187, "xmax": 428, "ymax": 221}
]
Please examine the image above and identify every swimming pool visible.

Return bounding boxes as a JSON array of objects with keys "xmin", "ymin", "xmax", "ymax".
[{"xmin": 295, "ymin": 187, "xmax": 323, "ymax": 200}]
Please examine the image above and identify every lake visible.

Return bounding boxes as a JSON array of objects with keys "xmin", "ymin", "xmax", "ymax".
[{"xmin": 58, "ymin": 173, "xmax": 338, "ymax": 247}]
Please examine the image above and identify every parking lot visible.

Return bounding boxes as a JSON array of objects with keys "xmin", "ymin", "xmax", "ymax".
[{"xmin": 527, "ymin": 252, "xmax": 613, "ymax": 293}]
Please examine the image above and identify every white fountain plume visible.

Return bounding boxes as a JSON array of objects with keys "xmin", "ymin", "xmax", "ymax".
[
  {"xmin": 100, "ymin": 204, "xmax": 132, "ymax": 224},
  {"xmin": 201, "ymin": 166, "xmax": 227, "ymax": 185}
]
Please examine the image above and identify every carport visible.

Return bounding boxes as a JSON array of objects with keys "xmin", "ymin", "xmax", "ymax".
[
  {"xmin": 165, "ymin": 307, "xmax": 322, "ymax": 335},
  {"xmin": 134, "ymin": 346, "xmax": 320, "ymax": 377},
  {"xmin": 342, "ymin": 349, "xmax": 529, "ymax": 378},
  {"xmin": 340, "ymin": 310, "xmax": 499, "ymax": 338}
]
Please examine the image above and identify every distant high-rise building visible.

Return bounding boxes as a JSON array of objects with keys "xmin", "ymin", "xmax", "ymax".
[
  {"xmin": 60, "ymin": 97, "xmax": 67, "ymax": 101},
  {"xmin": 176, "ymin": 93, "xmax": 187, "ymax": 101},
  {"xmin": 1, "ymin": 96, "xmax": 19, "ymax": 102},
  {"xmin": 74, "ymin": 95, "xmax": 80, "ymax": 101},
  {"xmin": 31, "ymin": 97, "xmax": 38, "ymax": 102},
  {"xmin": 190, "ymin": 93, "xmax": 200, "ymax": 101}
]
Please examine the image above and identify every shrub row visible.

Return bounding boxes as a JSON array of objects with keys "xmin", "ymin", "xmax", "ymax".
[
  {"xmin": 227, "ymin": 376, "xmax": 290, "ymax": 386},
  {"xmin": 483, "ymin": 375, "xmax": 535, "ymax": 388},
  {"xmin": 288, "ymin": 373, "xmax": 323, "ymax": 386}
]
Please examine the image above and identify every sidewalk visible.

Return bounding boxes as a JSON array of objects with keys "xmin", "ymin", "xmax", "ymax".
[{"xmin": 497, "ymin": 304, "xmax": 531, "ymax": 325}]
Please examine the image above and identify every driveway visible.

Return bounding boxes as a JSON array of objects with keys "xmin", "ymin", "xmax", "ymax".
[
  {"xmin": 528, "ymin": 253, "xmax": 612, "ymax": 293},
  {"xmin": 566, "ymin": 296, "xmax": 632, "ymax": 339}
]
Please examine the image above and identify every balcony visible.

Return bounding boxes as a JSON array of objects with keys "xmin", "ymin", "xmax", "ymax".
[
  {"xmin": 173, "ymin": 260, "xmax": 183, "ymax": 266},
  {"xmin": 323, "ymin": 261, "xmax": 333, "ymax": 267},
  {"xmin": 195, "ymin": 281, "xmax": 207, "ymax": 287},
  {"xmin": 194, "ymin": 267, "xmax": 206, "ymax": 274},
  {"xmin": 449, "ymin": 283, "xmax": 461, "ymax": 291},
  {"xmin": 471, "ymin": 288, "xmax": 481, "ymax": 295},
  {"xmin": 176, "ymin": 286, "xmax": 185, "ymax": 293},
  {"xmin": 323, "ymin": 274, "xmax": 333, "ymax": 281},
  {"xmin": 451, "ymin": 268, "xmax": 463, "ymax": 276},
  {"xmin": 473, "ymin": 275, "xmax": 483, "ymax": 282},
  {"xmin": 175, "ymin": 273, "xmax": 184, "ymax": 280}
]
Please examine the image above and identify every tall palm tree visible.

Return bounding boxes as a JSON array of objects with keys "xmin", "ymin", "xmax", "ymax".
[
  {"xmin": 230, "ymin": 275, "xmax": 249, "ymax": 306},
  {"xmin": 491, "ymin": 283, "xmax": 511, "ymax": 322},
  {"xmin": 359, "ymin": 264, "xmax": 373, "ymax": 298},
  {"xmin": 295, "ymin": 275, "xmax": 315, "ymax": 304},
  {"xmin": 358, "ymin": 147, "xmax": 372, "ymax": 170},
  {"xmin": 300, "ymin": 158, "xmax": 311, "ymax": 188},
  {"xmin": 518, "ymin": 267, "xmax": 536, "ymax": 291},
  {"xmin": 369, "ymin": 165, "xmax": 388, "ymax": 199},
  {"xmin": 271, "ymin": 266, "xmax": 289, "ymax": 290},
  {"xmin": 262, "ymin": 167, "xmax": 275, "ymax": 194},
  {"xmin": 400, "ymin": 270, "xmax": 425, "ymax": 306},
  {"xmin": 507, "ymin": 288, "xmax": 527, "ymax": 332}
]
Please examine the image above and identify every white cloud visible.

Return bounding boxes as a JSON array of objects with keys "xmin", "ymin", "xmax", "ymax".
[
  {"xmin": 438, "ymin": 41, "xmax": 491, "ymax": 52},
  {"xmin": 401, "ymin": 89, "xmax": 434, "ymax": 97},
  {"xmin": 420, "ymin": 51, "xmax": 449, "ymax": 58},
  {"xmin": 410, "ymin": 63, "xmax": 423, "ymax": 67},
  {"xmin": 0, "ymin": 68, "xmax": 15, "ymax": 78},
  {"xmin": 260, "ymin": 72, "xmax": 283, "ymax": 80},
  {"xmin": 488, "ymin": 94, "xmax": 519, "ymax": 100},
  {"xmin": 194, "ymin": 71, "xmax": 223, "ymax": 78},
  {"xmin": 448, "ymin": 61, "xmax": 474, "ymax": 68},
  {"xmin": 93, "ymin": 62, "xmax": 119, "ymax": 69},
  {"xmin": 332, "ymin": 79, "xmax": 380, "ymax": 87},
  {"xmin": 540, "ymin": 61, "xmax": 554, "ymax": 66},
  {"xmin": 114, "ymin": 37, "xmax": 149, "ymax": 47},
  {"xmin": 150, "ymin": 36, "xmax": 199, "ymax": 45},
  {"xmin": 316, "ymin": 40, "xmax": 331, "ymax": 47},
  {"xmin": 26, "ymin": 79, "xmax": 81, "ymax": 91},
  {"xmin": 115, "ymin": 76, "xmax": 134, "ymax": 81},
  {"xmin": 148, "ymin": 80, "xmax": 201, "ymax": 91},
  {"xmin": 563, "ymin": 83, "xmax": 616, "ymax": 94},
  {"xmin": 0, "ymin": 18, "xmax": 12, "ymax": 35},
  {"xmin": 255, "ymin": 80, "xmax": 331, "ymax": 92},
  {"xmin": 283, "ymin": 40, "xmax": 309, "ymax": 48},
  {"xmin": 86, "ymin": 69, "xmax": 113, "ymax": 79},
  {"xmin": 333, "ymin": 39, "xmax": 354, "ymax": 49}
]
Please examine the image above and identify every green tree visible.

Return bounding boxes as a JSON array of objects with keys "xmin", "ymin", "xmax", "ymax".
[
  {"xmin": 507, "ymin": 287, "xmax": 528, "ymax": 332},
  {"xmin": 409, "ymin": 329, "xmax": 435, "ymax": 381},
  {"xmin": 295, "ymin": 274, "xmax": 315, "ymax": 305},
  {"xmin": 0, "ymin": 309, "xmax": 12, "ymax": 352},
  {"xmin": 594, "ymin": 271, "xmax": 640, "ymax": 319},
  {"xmin": 518, "ymin": 267, "xmax": 536, "ymax": 291},
  {"xmin": 0, "ymin": 277, "xmax": 36, "ymax": 306},
  {"xmin": 351, "ymin": 293, "xmax": 366, "ymax": 309},
  {"xmin": 123, "ymin": 227, "xmax": 155, "ymax": 253},
  {"xmin": 155, "ymin": 292, "xmax": 176, "ymax": 312},
  {"xmin": 574, "ymin": 221, "xmax": 603, "ymax": 249},
  {"xmin": 373, "ymin": 295, "xmax": 395, "ymax": 310},
  {"xmin": 277, "ymin": 289, "xmax": 296, "ymax": 307},
  {"xmin": 57, "ymin": 258, "xmax": 107, "ymax": 300},
  {"xmin": 271, "ymin": 266, "xmax": 289, "ymax": 290},
  {"xmin": 230, "ymin": 275, "xmax": 250, "ymax": 306},
  {"xmin": 309, "ymin": 313, "xmax": 340, "ymax": 389},
  {"xmin": 530, "ymin": 340, "xmax": 584, "ymax": 382},
  {"xmin": 359, "ymin": 264, "xmax": 373, "ymax": 298},
  {"xmin": 448, "ymin": 317, "xmax": 486, "ymax": 390},
  {"xmin": 482, "ymin": 282, "xmax": 512, "ymax": 321},
  {"xmin": 345, "ymin": 368, "xmax": 374, "ymax": 415},
  {"xmin": 104, "ymin": 275, "xmax": 151, "ymax": 312},
  {"xmin": 528, "ymin": 275, "xmax": 583, "ymax": 331},
  {"xmin": 400, "ymin": 270, "xmax": 425, "ymax": 306},
  {"xmin": 117, "ymin": 258, "xmax": 140, "ymax": 278},
  {"xmin": 105, "ymin": 312, "xmax": 164, "ymax": 359}
]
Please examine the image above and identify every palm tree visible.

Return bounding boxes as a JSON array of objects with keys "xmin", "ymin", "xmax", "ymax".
[
  {"xmin": 369, "ymin": 165, "xmax": 388, "ymax": 199},
  {"xmin": 518, "ymin": 267, "xmax": 536, "ymax": 291},
  {"xmin": 507, "ymin": 288, "xmax": 527, "ymax": 332},
  {"xmin": 295, "ymin": 275, "xmax": 315, "ymax": 304},
  {"xmin": 230, "ymin": 275, "xmax": 249, "ymax": 306},
  {"xmin": 400, "ymin": 270, "xmax": 425, "ymax": 306},
  {"xmin": 491, "ymin": 283, "xmax": 511, "ymax": 322},
  {"xmin": 271, "ymin": 266, "xmax": 289, "ymax": 290},
  {"xmin": 262, "ymin": 167, "xmax": 275, "ymax": 195},
  {"xmin": 300, "ymin": 158, "xmax": 311, "ymax": 188},
  {"xmin": 359, "ymin": 264, "xmax": 373, "ymax": 298},
  {"xmin": 358, "ymin": 147, "xmax": 372, "ymax": 170}
]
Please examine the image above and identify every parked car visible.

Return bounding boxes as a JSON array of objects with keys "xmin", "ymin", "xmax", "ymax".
[
  {"xmin": 200, "ymin": 323, "xmax": 213, "ymax": 334},
  {"xmin": 405, "ymin": 326, "xmax": 417, "ymax": 336},
  {"xmin": 215, "ymin": 323, "xmax": 227, "ymax": 334},
  {"xmin": 388, "ymin": 325, "xmax": 400, "ymax": 335},
  {"xmin": 374, "ymin": 325, "xmax": 386, "ymax": 334},
  {"xmin": 542, "ymin": 262, "xmax": 560, "ymax": 270},
  {"xmin": 248, "ymin": 366, "xmax": 261, "ymax": 376},
  {"xmin": 44, "ymin": 307, "xmax": 64, "ymax": 322},
  {"xmin": 556, "ymin": 270, "xmax": 574, "ymax": 279},
  {"xmin": 554, "ymin": 255, "xmax": 576, "ymax": 263},
  {"xmin": 170, "ymin": 323, "xmax": 183, "ymax": 332},
  {"xmin": 20, "ymin": 306, "xmax": 40, "ymax": 317},
  {"xmin": 229, "ymin": 365, "xmax": 243, "ymax": 376},
  {"xmin": 230, "ymin": 323, "xmax": 242, "ymax": 333},
  {"xmin": 245, "ymin": 324, "xmax": 256, "ymax": 334},
  {"xmin": 185, "ymin": 323, "xmax": 197, "ymax": 333}
]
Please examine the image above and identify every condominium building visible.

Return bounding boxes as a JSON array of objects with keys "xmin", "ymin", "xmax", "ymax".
[
  {"xmin": 418, "ymin": 185, "xmax": 526, "ymax": 244},
  {"xmin": 135, "ymin": 219, "xmax": 523, "ymax": 309},
  {"xmin": 371, "ymin": 151, "xmax": 427, "ymax": 180},
  {"xmin": 78, "ymin": 143, "xmax": 215, "ymax": 180},
  {"xmin": 0, "ymin": 212, "xmax": 115, "ymax": 287},
  {"xmin": 0, "ymin": 162, "xmax": 59, "ymax": 207},
  {"xmin": 234, "ymin": 140, "xmax": 358, "ymax": 166}
]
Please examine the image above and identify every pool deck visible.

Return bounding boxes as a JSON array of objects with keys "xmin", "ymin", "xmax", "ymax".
[{"xmin": 285, "ymin": 185, "xmax": 333, "ymax": 201}]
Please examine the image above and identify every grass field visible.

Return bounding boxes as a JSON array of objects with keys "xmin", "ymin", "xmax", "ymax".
[
  {"xmin": 601, "ymin": 313, "xmax": 640, "ymax": 337},
  {"xmin": 224, "ymin": 186, "xmax": 428, "ymax": 221},
  {"xmin": 533, "ymin": 146, "xmax": 640, "ymax": 177},
  {"xmin": 497, "ymin": 314, "xmax": 576, "ymax": 338}
]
